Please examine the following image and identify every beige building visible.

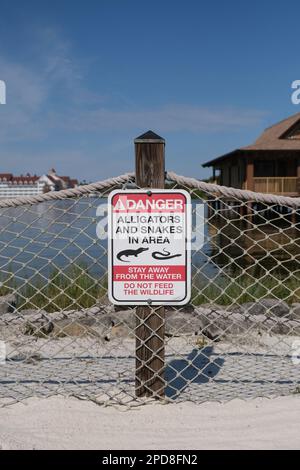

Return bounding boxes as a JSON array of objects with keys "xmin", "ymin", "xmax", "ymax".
[{"xmin": 203, "ymin": 113, "xmax": 300, "ymax": 196}]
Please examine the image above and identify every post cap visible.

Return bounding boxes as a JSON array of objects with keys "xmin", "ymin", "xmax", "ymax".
[{"xmin": 134, "ymin": 130, "xmax": 165, "ymax": 144}]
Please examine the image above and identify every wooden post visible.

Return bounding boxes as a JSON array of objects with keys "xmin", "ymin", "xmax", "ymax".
[
  {"xmin": 134, "ymin": 130, "xmax": 166, "ymax": 398},
  {"xmin": 292, "ymin": 157, "xmax": 300, "ymax": 225},
  {"xmin": 297, "ymin": 157, "xmax": 300, "ymax": 195},
  {"xmin": 246, "ymin": 157, "xmax": 254, "ymax": 191},
  {"xmin": 246, "ymin": 157, "xmax": 254, "ymax": 219},
  {"xmin": 212, "ymin": 167, "xmax": 216, "ymax": 183}
]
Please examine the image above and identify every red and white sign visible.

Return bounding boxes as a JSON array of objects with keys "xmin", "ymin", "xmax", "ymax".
[{"xmin": 108, "ymin": 189, "xmax": 191, "ymax": 305}]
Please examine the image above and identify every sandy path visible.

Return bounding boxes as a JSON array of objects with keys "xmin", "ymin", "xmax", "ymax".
[
  {"xmin": 0, "ymin": 395, "xmax": 300, "ymax": 450},
  {"xmin": 1, "ymin": 334, "xmax": 300, "ymax": 405}
]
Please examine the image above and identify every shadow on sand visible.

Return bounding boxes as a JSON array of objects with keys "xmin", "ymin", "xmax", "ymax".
[{"xmin": 165, "ymin": 346, "xmax": 224, "ymax": 399}]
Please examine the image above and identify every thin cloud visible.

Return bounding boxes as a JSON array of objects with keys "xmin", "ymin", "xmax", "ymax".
[
  {"xmin": 0, "ymin": 27, "xmax": 266, "ymax": 143},
  {"xmin": 63, "ymin": 104, "xmax": 266, "ymax": 133}
]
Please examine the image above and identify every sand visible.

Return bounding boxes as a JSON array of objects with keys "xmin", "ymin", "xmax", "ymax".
[
  {"xmin": 1, "ymin": 333, "xmax": 300, "ymax": 406},
  {"xmin": 0, "ymin": 395, "xmax": 300, "ymax": 450},
  {"xmin": 1, "ymin": 330, "xmax": 300, "ymax": 449}
]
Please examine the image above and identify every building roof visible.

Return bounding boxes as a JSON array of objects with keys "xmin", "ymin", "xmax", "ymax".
[
  {"xmin": 0, "ymin": 173, "xmax": 13, "ymax": 180},
  {"xmin": 203, "ymin": 112, "xmax": 300, "ymax": 167},
  {"xmin": 47, "ymin": 175, "xmax": 57, "ymax": 184},
  {"xmin": 0, "ymin": 173, "xmax": 39, "ymax": 184},
  {"xmin": 0, "ymin": 170, "xmax": 77, "ymax": 187}
]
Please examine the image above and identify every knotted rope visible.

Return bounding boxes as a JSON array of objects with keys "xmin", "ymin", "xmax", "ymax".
[{"xmin": 0, "ymin": 171, "xmax": 299, "ymax": 208}]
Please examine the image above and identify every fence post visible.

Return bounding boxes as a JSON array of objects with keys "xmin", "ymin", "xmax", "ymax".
[{"xmin": 134, "ymin": 130, "xmax": 166, "ymax": 398}]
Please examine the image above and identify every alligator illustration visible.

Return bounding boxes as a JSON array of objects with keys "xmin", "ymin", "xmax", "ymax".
[
  {"xmin": 117, "ymin": 247, "xmax": 149, "ymax": 262},
  {"xmin": 152, "ymin": 248, "xmax": 182, "ymax": 260}
]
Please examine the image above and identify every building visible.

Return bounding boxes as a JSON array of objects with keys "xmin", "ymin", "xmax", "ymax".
[
  {"xmin": 203, "ymin": 112, "xmax": 300, "ymax": 196},
  {"xmin": 45, "ymin": 169, "xmax": 79, "ymax": 191},
  {"xmin": 0, "ymin": 169, "xmax": 78, "ymax": 199}
]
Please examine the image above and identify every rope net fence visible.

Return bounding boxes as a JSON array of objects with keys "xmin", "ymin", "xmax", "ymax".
[{"xmin": 0, "ymin": 172, "xmax": 300, "ymax": 407}]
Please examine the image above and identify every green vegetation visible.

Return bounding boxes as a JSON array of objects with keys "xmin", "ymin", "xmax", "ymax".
[
  {"xmin": 1, "ymin": 265, "xmax": 299, "ymax": 312},
  {"xmin": 192, "ymin": 272, "xmax": 300, "ymax": 307},
  {"xmin": 0, "ymin": 281, "xmax": 13, "ymax": 297},
  {"xmin": 1, "ymin": 265, "xmax": 107, "ymax": 312}
]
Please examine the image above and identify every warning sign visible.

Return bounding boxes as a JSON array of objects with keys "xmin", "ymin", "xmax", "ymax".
[{"xmin": 108, "ymin": 189, "xmax": 191, "ymax": 305}]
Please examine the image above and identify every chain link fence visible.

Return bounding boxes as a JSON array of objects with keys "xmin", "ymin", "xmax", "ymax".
[{"xmin": 0, "ymin": 172, "xmax": 300, "ymax": 407}]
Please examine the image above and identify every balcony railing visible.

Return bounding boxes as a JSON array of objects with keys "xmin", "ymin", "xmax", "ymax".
[{"xmin": 253, "ymin": 177, "xmax": 299, "ymax": 194}]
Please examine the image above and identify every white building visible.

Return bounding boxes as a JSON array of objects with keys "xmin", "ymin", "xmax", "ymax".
[{"xmin": 0, "ymin": 170, "xmax": 78, "ymax": 199}]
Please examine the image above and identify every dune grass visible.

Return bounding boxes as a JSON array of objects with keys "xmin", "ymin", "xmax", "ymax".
[
  {"xmin": 192, "ymin": 272, "xmax": 300, "ymax": 306},
  {"xmin": 0, "ymin": 264, "xmax": 299, "ymax": 312},
  {"xmin": 0, "ymin": 265, "xmax": 107, "ymax": 312}
]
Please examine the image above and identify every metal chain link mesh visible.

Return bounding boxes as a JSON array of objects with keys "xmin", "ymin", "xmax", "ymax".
[{"xmin": 0, "ymin": 173, "xmax": 300, "ymax": 408}]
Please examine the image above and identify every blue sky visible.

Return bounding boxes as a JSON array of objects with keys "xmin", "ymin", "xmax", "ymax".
[{"xmin": 0, "ymin": 0, "xmax": 299, "ymax": 181}]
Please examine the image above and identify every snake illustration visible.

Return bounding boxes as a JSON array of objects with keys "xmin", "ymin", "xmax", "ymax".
[
  {"xmin": 117, "ymin": 247, "xmax": 149, "ymax": 262},
  {"xmin": 152, "ymin": 248, "xmax": 182, "ymax": 260}
]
